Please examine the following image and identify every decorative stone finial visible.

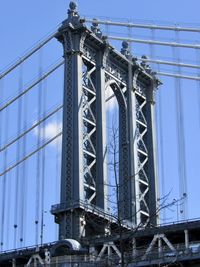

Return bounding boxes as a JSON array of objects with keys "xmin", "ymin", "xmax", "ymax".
[
  {"xmin": 68, "ymin": 1, "xmax": 78, "ymax": 16},
  {"xmin": 59, "ymin": 1, "xmax": 84, "ymax": 29},
  {"xmin": 141, "ymin": 55, "xmax": 151, "ymax": 71},
  {"xmin": 92, "ymin": 19, "xmax": 98, "ymax": 28},
  {"xmin": 141, "ymin": 55, "xmax": 147, "ymax": 65},
  {"xmin": 91, "ymin": 19, "xmax": 102, "ymax": 38},
  {"xmin": 122, "ymin": 41, "xmax": 129, "ymax": 50},
  {"xmin": 69, "ymin": 1, "xmax": 77, "ymax": 11},
  {"xmin": 121, "ymin": 41, "xmax": 131, "ymax": 58}
]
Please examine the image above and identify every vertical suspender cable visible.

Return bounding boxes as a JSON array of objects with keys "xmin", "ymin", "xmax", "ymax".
[
  {"xmin": 195, "ymin": 46, "xmax": 200, "ymax": 198},
  {"xmin": 18, "ymin": 64, "xmax": 23, "ymax": 248},
  {"xmin": 3, "ymin": 104, "xmax": 9, "ymax": 251},
  {"xmin": 195, "ymin": 47, "xmax": 200, "ymax": 129},
  {"xmin": 0, "ymin": 79, "xmax": 6, "ymax": 251},
  {"xmin": 14, "ymin": 64, "xmax": 23, "ymax": 248},
  {"xmin": 40, "ymin": 77, "xmax": 46, "ymax": 245},
  {"xmin": 19, "ymin": 63, "xmax": 27, "ymax": 247},
  {"xmin": 157, "ymin": 66, "xmax": 166, "ymax": 222},
  {"xmin": 0, "ymin": 79, "xmax": 3, "ymax": 251},
  {"xmin": 105, "ymin": 17, "xmax": 110, "ymax": 37},
  {"xmin": 5, "ymin": 84, "xmax": 11, "ymax": 250},
  {"xmin": 173, "ymin": 29, "xmax": 188, "ymax": 220},
  {"xmin": 6, "ymin": 162, "xmax": 11, "ymax": 250},
  {"xmin": 35, "ymin": 48, "xmax": 43, "ymax": 245},
  {"xmin": 1, "ymin": 111, "xmax": 8, "ymax": 252},
  {"xmin": 150, "ymin": 27, "xmax": 166, "ymax": 222}
]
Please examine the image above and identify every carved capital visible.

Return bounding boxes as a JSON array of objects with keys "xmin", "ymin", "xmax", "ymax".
[{"xmin": 57, "ymin": 29, "xmax": 88, "ymax": 56}]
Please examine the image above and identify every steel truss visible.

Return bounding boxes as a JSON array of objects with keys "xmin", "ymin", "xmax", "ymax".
[
  {"xmin": 82, "ymin": 62, "xmax": 97, "ymax": 206},
  {"xmin": 135, "ymin": 89, "xmax": 150, "ymax": 224}
]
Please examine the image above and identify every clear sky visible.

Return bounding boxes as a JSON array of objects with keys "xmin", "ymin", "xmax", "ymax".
[{"xmin": 0, "ymin": 0, "xmax": 200, "ymax": 251}]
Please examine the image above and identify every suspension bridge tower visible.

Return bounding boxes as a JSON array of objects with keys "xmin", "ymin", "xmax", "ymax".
[
  {"xmin": 51, "ymin": 1, "xmax": 160, "ymax": 243},
  {"xmin": 2, "ymin": 2, "xmax": 200, "ymax": 267}
]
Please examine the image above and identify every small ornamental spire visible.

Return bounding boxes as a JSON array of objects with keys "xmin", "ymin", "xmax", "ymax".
[
  {"xmin": 141, "ymin": 55, "xmax": 151, "ymax": 73},
  {"xmin": 67, "ymin": 1, "xmax": 79, "ymax": 21},
  {"xmin": 68, "ymin": 1, "xmax": 77, "ymax": 14},
  {"xmin": 60, "ymin": 1, "xmax": 84, "ymax": 29},
  {"xmin": 121, "ymin": 41, "xmax": 131, "ymax": 58},
  {"xmin": 91, "ymin": 19, "xmax": 102, "ymax": 38}
]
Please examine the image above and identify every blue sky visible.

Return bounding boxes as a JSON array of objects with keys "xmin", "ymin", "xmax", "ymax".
[{"xmin": 0, "ymin": 0, "xmax": 200, "ymax": 251}]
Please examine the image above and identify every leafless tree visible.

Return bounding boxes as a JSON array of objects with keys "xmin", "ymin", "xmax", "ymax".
[{"xmin": 106, "ymin": 122, "xmax": 186, "ymax": 267}]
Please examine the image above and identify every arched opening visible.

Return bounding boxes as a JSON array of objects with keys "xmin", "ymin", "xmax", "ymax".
[{"xmin": 105, "ymin": 80, "xmax": 127, "ymax": 219}]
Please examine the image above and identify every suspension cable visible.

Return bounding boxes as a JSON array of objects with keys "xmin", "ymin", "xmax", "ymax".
[
  {"xmin": 0, "ymin": 104, "xmax": 62, "ymax": 153},
  {"xmin": 107, "ymin": 36, "xmax": 200, "ymax": 49},
  {"xmin": 0, "ymin": 132, "xmax": 62, "ymax": 178},
  {"xmin": 156, "ymin": 72, "xmax": 200, "ymax": 81},
  {"xmin": 0, "ymin": 59, "xmax": 64, "ymax": 112},
  {"xmin": 0, "ymin": 31, "xmax": 57, "ymax": 80},
  {"xmin": 85, "ymin": 18, "xmax": 200, "ymax": 33},
  {"xmin": 137, "ymin": 57, "xmax": 200, "ymax": 70}
]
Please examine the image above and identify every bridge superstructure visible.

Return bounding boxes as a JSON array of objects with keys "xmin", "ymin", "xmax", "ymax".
[{"xmin": 1, "ymin": 1, "xmax": 200, "ymax": 267}]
